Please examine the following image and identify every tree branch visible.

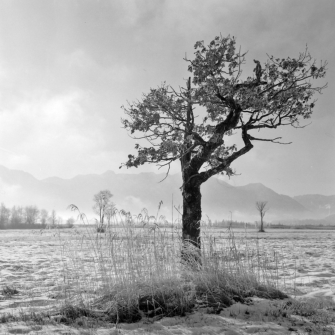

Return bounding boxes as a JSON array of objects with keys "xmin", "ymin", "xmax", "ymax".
[
  {"xmin": 197, "ymin": 127, "xmax": 253, "ymax": 183},
  {"xmin": 248, "ymin": 134, "xmax": 292, "ymax": 144}
]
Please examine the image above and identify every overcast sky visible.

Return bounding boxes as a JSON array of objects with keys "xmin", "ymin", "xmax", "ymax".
[{"xmin": 0, "ymin": 0, "xmax": 334, "ymax": 196}]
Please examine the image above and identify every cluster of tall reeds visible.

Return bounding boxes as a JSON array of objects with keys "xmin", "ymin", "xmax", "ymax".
[{"xmin": 58, "ymin": 206, "xmax": 286, "ymax": 323}]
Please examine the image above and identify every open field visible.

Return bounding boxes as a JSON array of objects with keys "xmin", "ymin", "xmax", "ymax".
[{"xmin": 1, "ymin": 226, "xmax": 335, "ymax": 334}]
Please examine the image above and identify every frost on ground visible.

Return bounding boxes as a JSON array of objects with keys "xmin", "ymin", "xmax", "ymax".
[{"xmin": 1, "ymin": 228, "xmax": 335, "ymax": 334}]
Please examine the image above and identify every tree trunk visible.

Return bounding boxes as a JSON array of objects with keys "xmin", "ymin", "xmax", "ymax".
[
  {"xmin": 181, "ymin": 172, "xmax": 202, "ymax": 265},
  {"xmin": 259, "ymin": 214, "xmax": 265, "ymax": 232}
]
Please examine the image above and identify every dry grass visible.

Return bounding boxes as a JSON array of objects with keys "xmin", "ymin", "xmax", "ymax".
[
  {"xmin": 55, "ymin": 207, "xmax": 288, "ymax": 325},
  {"xmin": 1, "ymin": 285, "xmax": 19, "ymax": 297}
]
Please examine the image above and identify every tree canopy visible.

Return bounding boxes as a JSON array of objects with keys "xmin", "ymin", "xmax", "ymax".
[{"xmin": 121, "ymin": 35, "xmax": 326, "ymax": 183}]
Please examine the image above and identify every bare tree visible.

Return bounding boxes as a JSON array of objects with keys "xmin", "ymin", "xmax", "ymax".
[
  {"xmin": 40, "ymin": 209, "xmax": 49, "ymax": 225},
  {"xmin": 256, "ymin": 201, "xmax": 268, "ymax": 232},
  {"xmin": 25, "ymin": 206, "xmax": 39, "ymax": 225},
  {"xmin": 10, "ymin": 206, "xmax": 22, "ymax": 226},
  {"xmin": 0, "ymin": 203, "xmax": 10, "ymax": 228},
  {"xmin": 93, "ymin": 190, "xmax": 113, "ymax": 224},
  {"xmin": 49, "ymin": 209, "xmax": 57, "ymax": 226},
  {"xmin": 104, "ymin": 203, "xmax": 116, "ymax": 226}
]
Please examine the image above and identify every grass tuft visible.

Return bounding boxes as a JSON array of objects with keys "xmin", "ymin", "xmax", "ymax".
[{"xmin": 1, "ymin": 285, "xmax": 19, "ymax": 297}]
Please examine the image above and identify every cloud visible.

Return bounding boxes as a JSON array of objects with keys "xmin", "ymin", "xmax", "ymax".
[
  {"xmin": 0, "ymin": 88, "xmax": 112, "ymax": 178},
  {"xmin": 56, "ymin": 49, "xmax": 132, "ymax": 85}
]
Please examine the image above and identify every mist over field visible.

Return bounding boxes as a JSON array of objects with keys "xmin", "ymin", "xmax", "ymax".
[{"xmin": 0, "ymin": 165, "xmax": 334, "ymax": 223}]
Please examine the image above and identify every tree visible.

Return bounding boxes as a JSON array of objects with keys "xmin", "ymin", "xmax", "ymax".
[
  {"xmin": 10, "ymin": 206, "xmax": 22, "ymax": 226},
  {"xmin": 25, "ymin": 206, "xmax": 39, "ymax": 225},
  {"xmin": 256, "ymin": 201, "xmax": 268, "ymax": 232},
  {"xmin": 0, "ymin": 203, "xmax": 10, "ymax": 228},
  {"xmin": 40, "ymin": 209, "xmax": 49, "ymax": 225},
  {"xmin": 104, "ymin": 203, "xmax": 116, "ymax": 226},
  {"xmin": 93, "ymin": 190, "xmax": 113, "ymax": 224},
  {"xmin": 66, "ymin": 217, "xmax": 75, "ymax": 228},
  {"xmin": 49, "ymin": 209, "xmax": 57, "ymax": 226},
  {"xmin": 121, "ymin": 34, "xmax": 327, "ymax": 252},
  {"xmin": 10, "ymin": 206, "xmax": 25, "ymax": 226}
]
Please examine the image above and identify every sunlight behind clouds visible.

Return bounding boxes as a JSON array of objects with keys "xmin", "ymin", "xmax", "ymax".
[{"xmin": 0, "ymin": 89, "xmax": 109, "ymax": 178}]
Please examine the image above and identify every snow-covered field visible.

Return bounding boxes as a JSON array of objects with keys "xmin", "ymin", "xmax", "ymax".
[{"xmin": 1, "ymin": 227, "xmax": 335, "ymax": 334}]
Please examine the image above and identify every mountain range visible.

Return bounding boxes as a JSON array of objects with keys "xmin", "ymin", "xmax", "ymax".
[{"xmin": 0, "ymin": 165, "xmax": 333, "ymax": 223}]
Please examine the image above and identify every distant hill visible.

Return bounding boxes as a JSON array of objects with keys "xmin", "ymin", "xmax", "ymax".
[
  {"xmin": 0, "ymin": 165, "xmax": 324, "ymax": 222},
  {"xmin": 199, "ymin": 181, "xmax": 310, "ymax": 221},
  {"xmin": 324, "ymin": 213, "xmax": 335, "ymax": 224},
  {"xmin": 294, "ymin": 194, "xmax": 335, "ymax": 218}
]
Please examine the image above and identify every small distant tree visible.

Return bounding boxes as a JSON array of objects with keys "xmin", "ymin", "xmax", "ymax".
[
  {"xmin": 49, "ymin": 210, "xmax": 57, "ymax": 226},
  {"xmin": 0, "ymin": 203, "xmax": 10, "ymax": 228},
  {"xmin": 25, "ymin": 206, "xmax": 39, "ymax": 225},
  {"xmin": 40, "ymin": 209, "xmax": 49, "ymax": 225},
  {"xmin": 104, "ymin": 203, "xmax": 116, "ymax": 226},
  {"xmin": 121, "ymin": 34, "xmax": 327, "ymax": 257},
  {"xmin": 66, "ymin": 217, "xmax": 75, "ymax": 228},
  {"xmin": 10, "ymin": 206, "xmax": 22, "ymax": 226},
  {"xmin": 93, "ymin": 190, "xmax": 113, "ymax": 224},
  {"xmin": 256, "ymin": 201, "xmax": 268, "ymax": 232}
]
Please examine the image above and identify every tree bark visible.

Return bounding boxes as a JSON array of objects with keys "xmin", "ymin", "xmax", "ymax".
[
  {"xmin": 259, "ymin": 214, "xmax": 265, "ymax": 232},
  {"xmin": 182, "ymin": 182, "xmax": 201, "ymax": 248},
  {"xmin": 181, "ymin": 169, "xmax": 202, "ymax": 265}
]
